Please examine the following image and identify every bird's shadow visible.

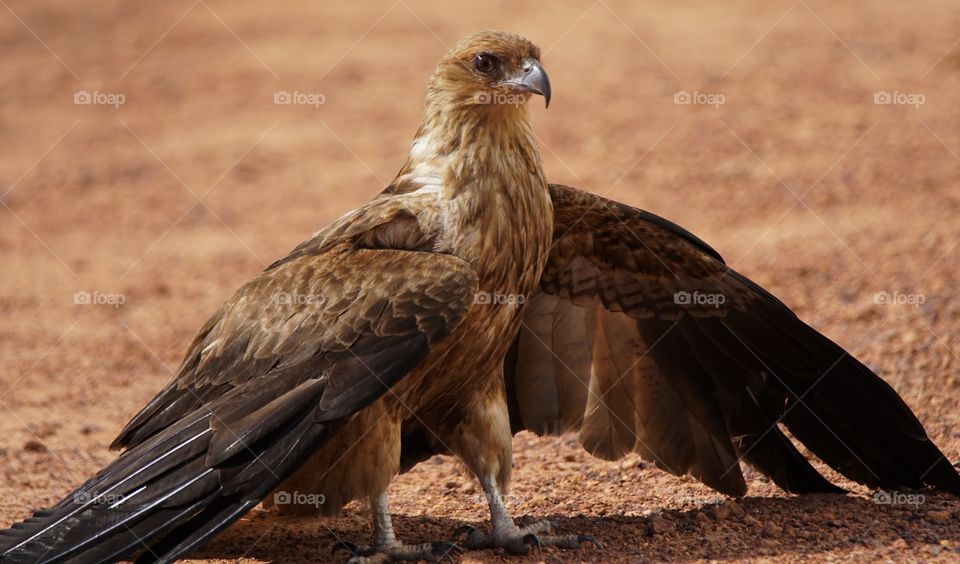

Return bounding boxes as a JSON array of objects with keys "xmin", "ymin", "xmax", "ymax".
[{"xmin": 196, "ymin": 492, "xmax": 959, "ymax": 562}]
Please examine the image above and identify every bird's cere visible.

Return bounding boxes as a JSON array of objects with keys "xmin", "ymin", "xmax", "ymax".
[{"xmin": 498, "ymin": 58, "xmax": 551, "ymax": 108}]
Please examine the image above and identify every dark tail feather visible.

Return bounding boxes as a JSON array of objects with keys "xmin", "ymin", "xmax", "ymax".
[
  {"xmin": 1, "ymin": 381, "xmax": 336, "ymax": 563},
  {"xmin": 1, "ymin": 449, "xmax": 232, "ymax": 564},
  {"xmin": 132, "ymin": 498, "xmax": 259, "ymax": 564},
  {"xmin": 133, "ymin": 410, "xmax": 333, "ymax": 563},
  {"xmin": 2, "ymin": 327, "xmax": 434, "ymax": 562},
  {"xmin": 66, "ymin": 493, "xmax": 219, "ymax": 564}
]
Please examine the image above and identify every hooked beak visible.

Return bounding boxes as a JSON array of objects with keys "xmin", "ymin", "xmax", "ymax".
[{"xmin": 500, "ymin": 58, "xmax": 551, "ymax": 108}]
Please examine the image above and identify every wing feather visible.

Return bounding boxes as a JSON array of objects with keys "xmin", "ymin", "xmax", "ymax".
[
  {"xmin": 2, "ymin": 244, "xmax": 478, "ymax": 563},
  {"xmin": 505, "ymin": 184, "xmax": 960, "ymax": 497}
]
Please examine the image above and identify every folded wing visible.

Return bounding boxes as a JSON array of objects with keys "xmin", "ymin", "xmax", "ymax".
[
  {"xmin": 1, "ymin": 243, "xmax": 477, "ymax": 563},
  {"xmin": 505, "ymin": 184, "xmax": 960, "ymax": 497}
]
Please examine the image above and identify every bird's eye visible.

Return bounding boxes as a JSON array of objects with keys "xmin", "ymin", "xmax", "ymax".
[{"xmin": 474, "ymin": 53, "xmax": 499, "ymax": 74}]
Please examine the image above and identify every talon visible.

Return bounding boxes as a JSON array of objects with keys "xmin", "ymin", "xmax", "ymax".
[
  {"xmin": 332, "ymin": 540, "xmax": 360, "ymax": 556},
  {"xmin": 451, "ymin": 524, "xmax": 475, "ymax": 539},
  {"xmin": 432, "ymin": 540, "xmax": 462, "ymax": 560},
  {"xmin": 433, "ymin": 542, "xmax": 463, "ymax": 564},
  {"xmin": 522, "ymin": 533, "xmax": 543, "ymax": 555},
  {"xmin": 577, "ymin": 534, "xmax": 604, "ymax": 549}
]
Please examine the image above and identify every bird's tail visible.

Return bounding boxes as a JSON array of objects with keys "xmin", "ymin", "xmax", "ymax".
[{"xmin": 0, "ymin": 379, "xmax": 338, "ymax": 563}]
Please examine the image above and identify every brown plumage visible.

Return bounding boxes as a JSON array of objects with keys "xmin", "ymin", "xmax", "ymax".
[
  {"xmin": 1, "ymin": 30, "xmax": 556, "ymax": 563},
  {"xmin": 3, "ymin": 30, "xmax": 959, "ymax": 564},
  {"xmin": 502, "ymin": 185, "xmax": 960, "ymax": 499}
]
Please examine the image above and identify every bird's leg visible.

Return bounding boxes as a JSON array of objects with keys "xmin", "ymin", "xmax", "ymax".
[
  {"xmin": 443, "ymin": 387, "xmax": 601, "ymax": 555},
  {"xmin": 453, "ymin": 475, "xmax": 602, "ymax": 555},
  {"xmin": 332, "ymin": 492, "xmax": 461, "ymax": 563},
  {"xmin": 371, "ymin": 491, "xmax": 396, "ymax": 550}
]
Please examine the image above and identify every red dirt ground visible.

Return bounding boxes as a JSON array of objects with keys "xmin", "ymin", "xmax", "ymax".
[{"xmin": 1, "ymin": 1, "xmax": 959, "ymax": 562}]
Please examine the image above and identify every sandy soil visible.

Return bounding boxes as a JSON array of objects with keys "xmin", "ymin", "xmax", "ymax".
[{"xmin": 2, "ymin": 0, "xmax": 959, "ymax": 561}]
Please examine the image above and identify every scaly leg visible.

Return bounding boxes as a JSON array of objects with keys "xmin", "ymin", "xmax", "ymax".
[
  {"xmin": 453, "ymin": 474, "xmax": 602, "ymax": 555},
  {"xmin": 441, "ymin": 384, "xmax": 601, "ymax": 556},
  {"xmin": 333, "ymin": 492, "xmax": 461, "ymax": 563}
]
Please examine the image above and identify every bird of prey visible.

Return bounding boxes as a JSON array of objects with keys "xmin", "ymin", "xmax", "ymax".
[{"xmin": 3, "ymin": 29, "xmax": 959, "ymax": 564}]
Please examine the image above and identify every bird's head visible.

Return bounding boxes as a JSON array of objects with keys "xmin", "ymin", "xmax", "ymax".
[{"xmin": 427, "ymin": 30, "xmax": 551, "ymax": 112}]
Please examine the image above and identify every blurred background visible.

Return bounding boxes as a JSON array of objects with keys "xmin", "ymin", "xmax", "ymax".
[{"xmin": 1, "ymin": 1, "xmax": 959, "ymax": 561}]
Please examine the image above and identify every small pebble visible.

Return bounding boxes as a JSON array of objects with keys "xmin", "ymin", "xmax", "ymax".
[
  {"xmin": 710, "ymin": 504, "xmax": 731, "ymax": 520},
  {"xmin": 925, "ymin": 510, "xmax": 951, "ymax": 523},
  {"xmin": 23, "ymin": 440, "xmax": 46, "ymax": 453},
  {"xmin": 647, "ymin": 516, "xmax": 674, "ymax": 536}
]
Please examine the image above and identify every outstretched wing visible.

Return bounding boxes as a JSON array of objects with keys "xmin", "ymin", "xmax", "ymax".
[
  {"xmin": 1, "ymin": 243, "xmax": 477, "ymax": 563},
  {"xmin": 505, "ymin": 184, "xmax": 960, "ymax": 497}
]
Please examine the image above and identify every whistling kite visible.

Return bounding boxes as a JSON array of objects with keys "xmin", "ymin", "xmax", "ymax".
[{"xmin": 2, "ymin": 30, "xmax": 958, "ymax": 564}]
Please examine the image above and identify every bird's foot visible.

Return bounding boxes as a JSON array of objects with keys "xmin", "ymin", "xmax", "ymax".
[
  {"xmin": 452, "ymin": 520, "xmax": 602, "ymax": 555},
  {"xmin": 332, "ymin": 540, "xmax": 462, "ymax": 563}
]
